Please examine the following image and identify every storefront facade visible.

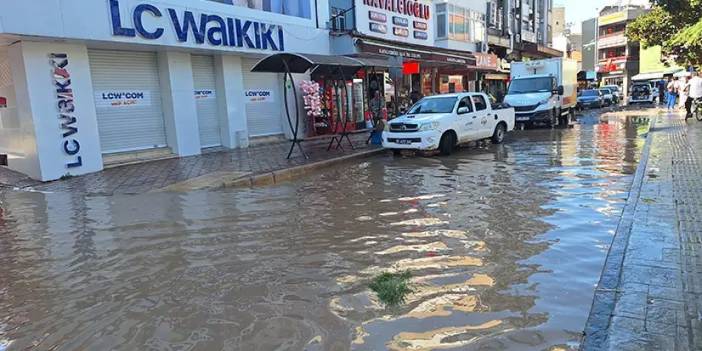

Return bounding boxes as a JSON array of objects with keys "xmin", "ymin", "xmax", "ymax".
[
  {"xmin": 0, "ymin": 0, "xmax": 330, "ymax": 181},
  {"xmin": 328, "ymin": 0, "xmax": 480, "ymax": 119}
]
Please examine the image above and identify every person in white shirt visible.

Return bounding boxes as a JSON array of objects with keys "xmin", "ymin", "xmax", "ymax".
[
  {"xmin": 685, "ymin": 71, "xmax": 702, "ymax": 118},
  {"xmin": 678, "ymin": 77, "xmax": 690, "ymax": 110}
]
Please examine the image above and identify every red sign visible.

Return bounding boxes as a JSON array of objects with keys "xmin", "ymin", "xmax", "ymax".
[
  {"xmin": 403, "ymin": 61, "xmax": 420, "ymax": 75},
  {"xmin": 0, "ymin": 97, "xmax": 6, "ymax": 108},
  {"xmin": 362, "ymin": 0, "xmax": 431, "ymax": 20},
  {"xmin": 474, "ymin": 53, "xmax": 498, "ymax": 70}
]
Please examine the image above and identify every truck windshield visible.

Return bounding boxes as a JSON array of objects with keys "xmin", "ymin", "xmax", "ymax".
[
  {"xmin": 508, "ymin": 77, "xmax": 553, "ymax": 94},
  {"xmin": 408, "ymin": 97, "xmax": 457, "ymax": 114}
]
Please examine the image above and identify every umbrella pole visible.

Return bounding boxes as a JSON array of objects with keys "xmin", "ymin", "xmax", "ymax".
[
  {"xmin": 335, "ymin": 65, "xmax": 354, "ymax": 150},
  {"xmin": 282, "ymin": 59, "xmax": 307, "ymax": 159}
]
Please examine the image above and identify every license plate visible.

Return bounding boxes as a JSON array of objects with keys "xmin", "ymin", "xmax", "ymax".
[
  {"xmin": 396, "ymin": 139, "xmax": 413, "ymax": 144},
  {"xmin": 516, "ymin": 116, "xmax": 530, "ymax": 121}
]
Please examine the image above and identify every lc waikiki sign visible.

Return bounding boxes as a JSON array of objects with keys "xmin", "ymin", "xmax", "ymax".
[
  {"xmin": 50, "ymin": 54, "xmax": 83, "ymax": 169},
  {"xmin": 109, "ymin": 0, "xmax": 286, "ymax": 51}
]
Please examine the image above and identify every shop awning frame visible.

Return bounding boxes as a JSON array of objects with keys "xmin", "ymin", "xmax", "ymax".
[{"xmin": 251, "ymin": 53, "xmax": 381, "ymax": 159}]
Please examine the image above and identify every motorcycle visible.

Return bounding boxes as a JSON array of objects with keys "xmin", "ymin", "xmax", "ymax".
[{"xmin": 694, "ymin": 98, "xmax": 702, "ymax": 121}]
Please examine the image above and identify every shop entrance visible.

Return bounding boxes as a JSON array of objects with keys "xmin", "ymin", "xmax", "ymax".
[
  {"xmin": 243, "ymin": 58, "xmax": 284, "ymax": 137},
  {"xmin": 88, "ymin": 49, "xmax": 168, "ymax": 154},
  {"xmin": 191, "ymin": 55, "xmax": 222, "ymax": 148}
]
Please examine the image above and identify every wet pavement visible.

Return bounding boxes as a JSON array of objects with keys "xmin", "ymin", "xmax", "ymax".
[
  {"xmin": 0, "ymin": 110, "xmax": 651, "ymax": 350},
  {"xmin": 0, "ymin": 133, "xmax": 379, "ymax": 194},
  {"xmin": 582, "ymin": 112, "xmax": 702, "ymax": 351}
]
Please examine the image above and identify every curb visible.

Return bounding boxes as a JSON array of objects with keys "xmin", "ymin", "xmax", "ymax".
[
  {"xmin": 221, "ymin": 148, "xmax": 385, "ymax": 189},
  {"xmin": 579, "ymin": 115, "xmax": 657, "ymax": 350}
]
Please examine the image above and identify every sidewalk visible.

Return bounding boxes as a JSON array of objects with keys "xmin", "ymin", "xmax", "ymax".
[
  {"xmin": 582, "ymin": 112, "xmax": 702, "ymax": 351},
  {"xmin": 0, "ymin": 133, "xmax": 383, "ymax": 195}
]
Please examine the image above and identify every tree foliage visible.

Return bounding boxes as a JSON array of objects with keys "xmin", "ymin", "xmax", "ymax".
[{"xmin": 626, "ymin": 0, "xmax": 702, "ymax": 67}]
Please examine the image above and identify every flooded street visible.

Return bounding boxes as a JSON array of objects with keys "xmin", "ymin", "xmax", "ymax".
[{"xmin": 0, "ymin": 113, "xmax": 649, "ymax": 351}]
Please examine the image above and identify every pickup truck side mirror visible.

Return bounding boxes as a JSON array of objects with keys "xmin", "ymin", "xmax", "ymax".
[
  {"xmin": 457, "ymin": 107, "xmax": 470, "ymax": 115},
  {"xmin": 557, "ymin": 85, "xmax": 564, "ymax": 96}
]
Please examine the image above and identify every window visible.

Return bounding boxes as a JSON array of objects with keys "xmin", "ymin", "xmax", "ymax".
[
  {"xmin": 207, "ymin": 0, "xmax": 312, "ymax": 19},
  {"xmin": 472, "ymin": 95, "xmax": 488, "ymax": 111},
  {"xmin": 331, "ymin": 7, "xmax": 346, "ymax": 31},
  {"xmin": 444, "ymin": 5, "xmax": 486, "ymax": 43},
  {"xmin": 457, "ymin": 97, "xmax": 473, "ymax": 112},
  {"xmin": 436, "ymin": 4, "xmax": 447, "ymax": 39},
  {"xmin": 408, "ymin": 97, "xmax": 458, "ymax": 114},
  {"xmin": 449, "ymin": 5, "xmax": 468, "ymax": 41}
]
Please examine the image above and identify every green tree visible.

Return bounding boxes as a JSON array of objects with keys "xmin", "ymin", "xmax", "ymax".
[{"xmin": 626, "ymin": 0, "xmax": 702, "ymax": 67}]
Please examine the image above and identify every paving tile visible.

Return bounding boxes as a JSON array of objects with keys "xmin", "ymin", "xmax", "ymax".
[{"xmin": 0, "ymin": 134, "xmax": 380, "ymax": 195}]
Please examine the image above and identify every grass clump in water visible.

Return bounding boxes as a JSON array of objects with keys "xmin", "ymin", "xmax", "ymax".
[{"xmin": 369, "ymin": 271, "xmax": 412, "ymax": 307}]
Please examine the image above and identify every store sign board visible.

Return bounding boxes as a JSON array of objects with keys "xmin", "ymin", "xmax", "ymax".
[
  {"xmin": 599, "ymin": 11, "xmax": 626, "ymax": 26},
  {"xmin": 245, "ymin": 89, "xmax": 275, "ymax": 103},
  {"xmin": 194, "ymin": 89, "xmax": 216, "ymax": 100},
  {"xmin": 109, "ymin": 0, "xmax": 286, "ymax": 52},
  {"xmin": 474, "ymin": 53, "xmax": 498, "ymax": 70},
  {"xmin": 95, "ymin": 90, "xmax": 152, "ymax": 108},
  {"xmin": 359, "ymin": 41, "xmax": 476, "ymax": 66},
  {"xmin": 355, "ymin": 0, "xmax": 433, "ymax": 46},
  {"xmin": 50, "ymin": 53, "xmax": 83, "ymax": 169}
]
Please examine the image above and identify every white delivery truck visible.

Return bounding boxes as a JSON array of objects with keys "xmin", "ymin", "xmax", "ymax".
[{"xmin": 504, "ymin": 58, "xmax": 578, "ymax": 127}]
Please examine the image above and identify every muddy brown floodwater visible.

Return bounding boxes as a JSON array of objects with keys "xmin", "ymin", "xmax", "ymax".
[{"xmin": 0, "ymin": 114, "xmax": 649, "ymax": 351}]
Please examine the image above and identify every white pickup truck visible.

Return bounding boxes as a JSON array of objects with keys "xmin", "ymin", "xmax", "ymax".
[{"xmin": 382, "ymin": 92, "xmax": 515, "ymax": 155}]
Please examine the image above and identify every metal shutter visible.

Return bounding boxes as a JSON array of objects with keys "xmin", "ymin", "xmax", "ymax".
[
  {"xmin": 191, "ymin": 55, "xmax": 221, "ymax": 147},
  {"xmin": 88, "ymin": 50, "xmax": 167, "ymax": 154},
  {"xmin": 242, "ymin": 58, "xmax": 284, "ymax": 137}
]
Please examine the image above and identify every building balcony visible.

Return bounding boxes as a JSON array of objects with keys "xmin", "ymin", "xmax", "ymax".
[{"xmin": 598, "ymin": 33, "xmax": 627, "ymax": 49}]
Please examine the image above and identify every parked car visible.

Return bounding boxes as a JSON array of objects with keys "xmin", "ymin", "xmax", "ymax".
[
  {"xmin": 628, "ymin": 83, "xmax": 655, "ymax": 104},
  {"xmin": 382, "ymin": 93, "xmax": 515, "ymax": 156},
  {"xmin": 602, "ymin": 85, "xmax": 623, "ymax": 102},
  {"xmin": 577, "ymin": 89, "xmax": 604, "ymax": 109},
  {"xmin": 599, "ymin": 88, "xmax": 615, "ymax": 106}
]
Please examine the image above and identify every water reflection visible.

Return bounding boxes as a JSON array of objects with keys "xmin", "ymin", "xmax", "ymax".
[{"xmin": 0, "ymin": 115, "xmax": 647, "ymax": 350}]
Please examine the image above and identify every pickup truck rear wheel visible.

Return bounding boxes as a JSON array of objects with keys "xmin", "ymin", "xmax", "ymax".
[
  {"xmin": 491, "ymin": 123, "xmax": 507, "ymax": 144},
  {"xmin": 439, "ymin": 132, "xmax": 456, "ymax": 156}
]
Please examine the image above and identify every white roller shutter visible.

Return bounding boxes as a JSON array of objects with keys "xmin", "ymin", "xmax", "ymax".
[
  {"xmin": 88, "ymin": 50, "xmax": 167, "ymax": 154},
  {"xmin": 191, "ymin": 55, "xmax": 221, "ymax": 148},
  {"xmin": 243, "ymin": 58, "xmax": 284, "ymax": 137}
]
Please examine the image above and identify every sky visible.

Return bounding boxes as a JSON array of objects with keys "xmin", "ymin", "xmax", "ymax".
[{"xmin": 553, "ymin": 0, "xmax": 610, "ymax": 33}]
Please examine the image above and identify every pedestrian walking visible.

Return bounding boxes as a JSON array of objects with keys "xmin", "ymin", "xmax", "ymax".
[
  {"xmin": 659, "ymin": 79, "xmax": 666, "ymax": 105},
  {"xmin": 667, "ymin": 77, "xmax": 678, "ymax": 110},
  {"xmin": 685, "ymin": 71, "xmax": 702, "ymax": 119},
  {"xmin": 679, "ymin": 76, "xmax": 689, "ymax": 110}
]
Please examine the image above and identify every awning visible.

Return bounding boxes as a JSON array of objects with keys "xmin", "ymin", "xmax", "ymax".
[
  {"xmin": 356, "ymin": 38, "xmax": 477, "ymax": 67},
  {"xmin": 251, "ymin": 53, "xmax": 364, "ymax": 76},
  {"xmin": 484, "ymin": 73, "xmax": 510, "ymax": 80},
  {"xmin": 578, "ymin": 70, "xmax": 597, "ymax": 80},
  {"xmin": 674, "ymin": 70, "xmax": 691, "ymax": 78},
  {"xmin": 632, "ymin": 72, "xmax": 663, "ymax": 81},
  {"xmin": 634, "ymin": 68, "xmax": 685, "ymax": 80}
]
